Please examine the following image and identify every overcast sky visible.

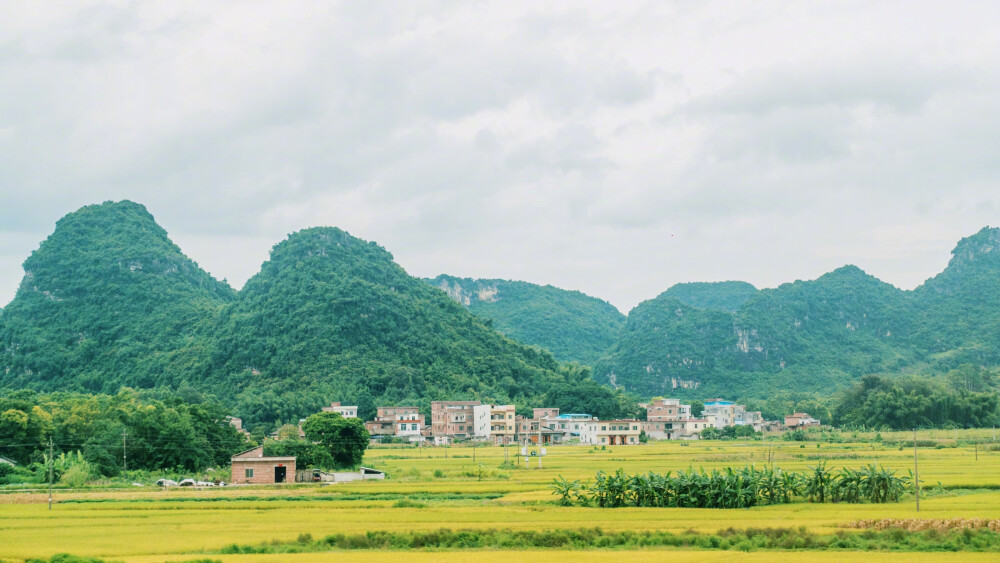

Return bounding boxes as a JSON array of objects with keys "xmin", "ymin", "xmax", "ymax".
[{"xmin": 2, "ymin": 1, "xmax": 999, "ymax": 313}]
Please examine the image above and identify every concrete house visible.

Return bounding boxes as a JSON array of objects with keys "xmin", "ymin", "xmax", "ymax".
[
  {"xmin": 322, "ymin": 402, "xmax": 358, "ymax": 418},
  {"xmin": 581, "ymin": 419, "xmax": 642, "ymax": 445},
  {"xmin": 230, "ymin": 446, "xmax": 296, "ymax": 485},
  {"xmin": 365, "ymin": 406, "xmax": 424, "ymax": 442},
  {"xmin": 431, "ymin": 400, "xmax": 480, "ymax": 443},
  {"xmin": 644, "ymin": 398, "xmax": 692, "ymax": 440},
  {"xmin": 785, "ymin": 412, "xmax": 821, "ymax": 428}
]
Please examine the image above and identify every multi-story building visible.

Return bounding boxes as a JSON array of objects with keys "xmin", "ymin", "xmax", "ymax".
[
  {"xmin": 703, "ymin": 399, "xmax": 764, "ymax": 431},
  {"xmin": 644, "ymin": 398, "xmax": 692, "ymax": 440},
  {"xmin": 515, "ymin": 415, "xmax": 564, "ymax": 445},
  {"xmin": 488, "ymin": 404, "xmax": 517, "ymax": 445},
  {"xmin": 430, "ymin": 400, "xmax": 480, "ymax": 443},
  {"xmin": 545, "ymin": 413, "xmax": 594, "ymax": 442},
  {"xmin": 580, "ymin": 419, "xmax": 642, "ymax": 445},
  {"xmin": 321, "ymin": 402, "xmax": 358, "ymax": 418},
  {"xmin": 365, "ymin": 406, "xmax": 424, "ymax": 442}
]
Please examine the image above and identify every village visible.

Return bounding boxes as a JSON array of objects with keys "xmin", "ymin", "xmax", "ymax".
[{"xmin": 227, "ymin": 399, "xmax": 821, "ymax": 485}]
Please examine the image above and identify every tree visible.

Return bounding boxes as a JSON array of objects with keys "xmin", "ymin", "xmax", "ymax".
[
  {"xmin": 690, "ymin": 400, "xmax": 704, "ymax": 418},
  {"xmin": 301, "ymin": 412, "xmax": 369, "ymax": 468}
]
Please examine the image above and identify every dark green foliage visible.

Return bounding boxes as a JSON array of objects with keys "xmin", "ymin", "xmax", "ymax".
[
  {"xmin": 208, "ymin": 228, "xmax": 565, "ymax": 426},
  {"xmin": 700, "ymin": 425, "xmax": 758, "ymax": 439},
  {"xmin": 300, "ymin": 411, "xmax": 369, "ymax": 468},
  {"xmin": 598, "ymin": 229, "xmax": 1000, "ymax": 407},
  {"xmin": 832, "ymin": 374, "xmax": 999, "ymax": 429},
  {"xmin": 0, "ymin": 388, "xmax": 250, "ymax": 472},
  {"xmin": 663, "ymin": 281, "xmax": 759, "ymax": 312},
  {"xmin": 541, "ymin": 365, "xmax": 640, "ymax": 419},
  {"xmin": 427, "ymin": 275, "xmax": 625, "ymax": 366},
  {"xmin": 0, "ymin": 204, "xmax": 592, "ymax": 428},
  {"xmin": 262, "ymin": 439, "xmax": 334, "ymax": 469},
  {"xmin": 557, "ymin": 465, "xmax": 910, "ymax": 509},
  {"xmin": 0, "ymin": 201, "xmax": 235, "ymax": 394}
]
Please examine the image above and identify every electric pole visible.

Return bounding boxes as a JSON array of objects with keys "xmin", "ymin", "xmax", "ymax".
[
  {"xmin": 914, "ymin": 428, "xmax": 920, "ymax": 513},
  {"xmin": 538, "ymin": 419, "xmax": 543, "ymax": 469},
  {"xmin": 47, "ymin": 437, "xmax": 54, "ymax": 510},
  {"xmin": 122, "ymin": 429, "xmax": 128, "ymax": 476}
]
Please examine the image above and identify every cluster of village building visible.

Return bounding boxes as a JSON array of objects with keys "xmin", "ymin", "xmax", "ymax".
[
  {"xmin": 308, "ymin": 399, "xmax": 820, "ymax": 446},
  {"xmin": 228, "ymin": 400, "xmax": 820, "ymax": 485}
]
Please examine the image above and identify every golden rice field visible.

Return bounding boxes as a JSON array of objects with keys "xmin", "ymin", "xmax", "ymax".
[{"xmin": 2, "ymin": 430, "xmax": 1000, "ymax": 562}]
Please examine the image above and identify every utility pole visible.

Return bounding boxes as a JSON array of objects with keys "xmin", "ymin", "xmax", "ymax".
[
  {"xmin": 47, "ymin": 437, "xmax": 54, "ymax": 510},
  {"xmin": 122, "ymin": 429, "xmax": 128, "ymax": 476},
  {"xmin": 914, "ymin": 428, "xmax": 920, "ymax": 513},
  {"xmin": 538, "ymin": 420, "xmax": 543, "ymax": 469},
  {"xmin": 472, "ymin": 441, "xmax": 476, "ymax": 463}
]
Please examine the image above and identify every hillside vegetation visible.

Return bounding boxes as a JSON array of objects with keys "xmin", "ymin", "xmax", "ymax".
[
  {"xmin": 0, "ymin": 202, "xmax": 589, "ymax": 428},
  {"xmin": 3, "ymin": 201, "xmax": 1000, "ymax": 424},
  {"xmin": 426, "ymin": 275, "xmax": 625, "ymax": 366},
  {"xmin": 597, "ymin": 228, "xmax": 1000, "ymax": 398},
  {"xmin": 0, "ymin": 201, "xmax": 234, "ymax": 393}
]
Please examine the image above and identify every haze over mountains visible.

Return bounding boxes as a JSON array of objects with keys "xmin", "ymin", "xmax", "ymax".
[{"xmin": 2, "ymin": 201, "xmax": 998, "ymax": 423}]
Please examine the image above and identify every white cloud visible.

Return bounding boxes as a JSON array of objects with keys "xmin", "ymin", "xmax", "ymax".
[{"xmin": 2, "ymin": 1, "xmax": 1000, "ymax": 312}]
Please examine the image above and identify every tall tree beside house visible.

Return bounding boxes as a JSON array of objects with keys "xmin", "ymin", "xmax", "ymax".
[{"xmin": 301, "ymin": 412, "xmax": 369, "ymax": 469}]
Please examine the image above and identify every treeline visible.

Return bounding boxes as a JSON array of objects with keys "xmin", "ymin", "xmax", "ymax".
[
  {"xmin": 0, "ymin": 388, "xmax": 250, "ymax": 475},
  {"xmin": 832, "ymin": 372, "xmax": 999, "ymax": 430}
]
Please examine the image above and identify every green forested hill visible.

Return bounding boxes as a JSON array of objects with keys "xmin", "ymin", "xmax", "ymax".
[
  {"xmin": 4, "ymin": 201, "xmax": 1000, "ymax": 422},
  {"xmin": 909, "ymin": 227, "xmax": 1000, "ymax": 366},
  {"xmin": 208, "ymin": 230, "xmax": 565, "ymax": 425},
  {"xmin": 0, "ymin": 202, "xmax": 607, "ymax": 428},
  {"xmin": 426, "ymin": 275, "xmax": 625, "ymax": 365},
  {"xmin": 598, "ymin": 230, "xmax": 1000, "ymax": 398},
  {"xmin": 662, "ymin": 281, "xmax": 759, "ymax": 312},
  {"xmin": 0, "ymin": 201, "xmax": 235, "ymax": 393}
]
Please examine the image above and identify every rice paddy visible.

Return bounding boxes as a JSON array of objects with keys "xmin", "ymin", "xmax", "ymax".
[{"xmin": 3, "ymin": 430, "xmax": 1000, "ymax": 562}]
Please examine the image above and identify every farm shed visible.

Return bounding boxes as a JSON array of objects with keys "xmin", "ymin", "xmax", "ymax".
[
  {"xmin": 230, "ymin": 446, "xmax": 296, "ymax": 484},
  {"xmin": 295, "ymin": 467, "xmax": 385, "ymax": 483}
]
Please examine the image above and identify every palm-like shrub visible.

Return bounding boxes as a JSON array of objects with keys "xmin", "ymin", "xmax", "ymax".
[{"xmin": 555, "ymin": 464, "xmax": 911, "ymax": 509}]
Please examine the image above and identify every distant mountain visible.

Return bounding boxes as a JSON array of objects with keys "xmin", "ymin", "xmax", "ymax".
[
  {"xmin": 0, "ymin": 203, "xmax": 570, "ymax": 426},
  {"xmin": 0, "ymin": 201, "xmax": 235, "ymax": 392},
  {"xmin": 4, "ymin": 200, "xmax": 1000, "ymax": 414},
  {"xmin": 662, "ymin": 281, "xmax": 758, "ymax": 312},
  {"xmin": 909, "ymin": 227, "xmax": 1000, "ymax": 365},
  {"xmin": 203, "ymin": 229, "xmax": 566, "ymax": 424},
  {"xmin": 426, "ymin": 275, "xmax": 625, "ymax": 366},
  {"xmin": 597, "ymin": 229, "xmax": 1000, "ymax": 398}
]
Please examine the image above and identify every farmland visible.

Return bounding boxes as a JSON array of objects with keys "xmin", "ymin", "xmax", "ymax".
[{"xmin": 3, "ymin": 430, "xmax": 1000, "ymax": 562}]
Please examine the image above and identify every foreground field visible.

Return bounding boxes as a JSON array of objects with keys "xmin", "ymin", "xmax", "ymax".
[{"xmin": 2, "ymin": 433, "xmax": 1000, "ymax": 562}]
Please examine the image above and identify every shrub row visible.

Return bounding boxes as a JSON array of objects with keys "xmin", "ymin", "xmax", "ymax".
[
  {"xmin": 552, "ymin": 462, "xmax": 911, "ymax": 508},
  {"xmin": 217, "ymin": 526, "xmax": 1000, "ymax": 553}
]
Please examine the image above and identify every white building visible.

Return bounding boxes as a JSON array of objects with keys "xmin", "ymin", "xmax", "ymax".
[
  {"xmin": 473, "ymin": 404, "xmax": 492, "ymax": 439},
  {"xmin": 322, "ymin": 401, "xmax": 358, "ymax": 418}
]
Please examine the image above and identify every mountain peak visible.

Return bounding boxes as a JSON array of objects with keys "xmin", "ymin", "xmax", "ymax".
[{"xmin": 950, "ymin": 226, "xmax": 1000, "ymax": 265}]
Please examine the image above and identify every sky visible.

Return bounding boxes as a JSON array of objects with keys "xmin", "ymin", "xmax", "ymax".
[{"xmin": 2, "ymin": 1, "xmax": 999, "ymax": 313}]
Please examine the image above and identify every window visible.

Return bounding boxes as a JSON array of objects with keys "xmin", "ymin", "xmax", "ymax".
[
  {"xmin": 411, "ymin": 424, "xmax": 418, "ymax": 431},
  {"xmin": 245, "ymin": 468, "xmax": 254, "ymax": 478},
  {"xmin": 601, "ymin": 426, "xmax": 607, "ymax": 431}
]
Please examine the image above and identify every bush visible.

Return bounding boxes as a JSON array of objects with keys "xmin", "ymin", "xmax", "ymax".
[{"xmin": 59, "ymin": 465, "xmax": 91, "ymax": 488}]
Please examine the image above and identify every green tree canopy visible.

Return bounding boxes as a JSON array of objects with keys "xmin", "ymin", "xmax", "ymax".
[{"xmin": 301, "ymin": 412, "xmax": 369, "ymax": 469}]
